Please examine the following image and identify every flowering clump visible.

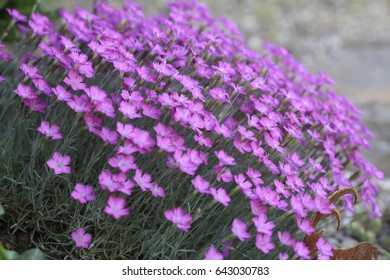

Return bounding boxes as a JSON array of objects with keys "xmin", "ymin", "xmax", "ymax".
[{"xmin": 0, "ymin": 0, "xmax": 383, "ymax": 260}]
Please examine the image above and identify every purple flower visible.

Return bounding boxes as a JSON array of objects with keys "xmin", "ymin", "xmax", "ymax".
[
  {"xmin": 64, "ymin": 70, "xmax": 86, "ymax": 91},
  {"xmin": 133, "ymin": 169, "xmax": 153, "ymax": 191},
  {"xmin": 71, "ymin": 227, "xmax": 92, "ymax": 249},
  {"xmin": 277, "ymin": 231, "xmax": 295, "ymax": 247},
  {"xmin": 316, "ymin": 237, "xmax": 334, "ymax": 260},
  {"xmin": 191, "ymin": 175, "xmax": 211, "ymax": 194},
  {"xmin": 47, "ymin": 152, "xmax": 71, "ymax": 175},
  {"xmin": 108, "ymin": 153, "xmax": 137, "ymax": 172},
  {"xmin": 52, "ymin": 85, "xmax": 72, "ymax": 102},
  {"xmin": 278, "ymin": 252, "xmax": 289, "ymax": 260},
  {"xmin": 252, "ymin": 214, "xmax": 275, "ymax": 236},
  {"xmin": 6, "ymin": 8, "xmax": 27, "ymax": 22},
  {"xmin": 14, "ymin": 84, "xmax": 37, "ymax": 99},
  {"xmin": 104, "ymin": 196, "xmax": 130, "ymax": 220},
  {"xmin": 231, "ymin": 218, "xmax": 251, "ymax": 241},
  {"xmin": 204, "ymin": 246, "xmax": 224, "ymax": 260},
  {"xmin": 37, "ymin": 120, "xmax": 63, "ymax": 140},
  {"xmin": 71, "ymin": 183, "xmax": 96, "ymax": 204},
  {"xmin": 255, "ymin": 234, "xmax": 275, "ymax": 254},
  {"xmin": 164, "ymin": 207, "xmax": 192, "ymax": 232},
  {"xmin": 210, "ymin": 187, "xmax": 231, "ymax": 206},
  {"xmin": 294, "ymin": 242, "xmax": 311, "ymax": 260},
  {"xmin": 215, "ymin": 150, "xmax": 236, "ymax": 166}
]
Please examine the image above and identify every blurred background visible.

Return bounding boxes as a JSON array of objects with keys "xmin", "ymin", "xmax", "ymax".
[{"xmin": 1, "ymin": 0, "xmax": 389, "ymax": 252}]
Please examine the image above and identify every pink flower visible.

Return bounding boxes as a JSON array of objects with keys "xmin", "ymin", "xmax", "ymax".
[
  {"xmin": 277, "ymin": 231, "xmax": 295, "ymax": 247},
  {"xmin": 71, "ymin": 183, "xmax": 96, "ymax": 204},
  {"xmin": 99, "ymin": 127, "xmax": 119, "ymax": 145},
  {"xmin": 14, "ymin": 84, "xmax": 38, "ymax": 99},
  {"xmin": 234, "ymin": 173, "xmax": 252, "ymax": 190},
  {"xmin": 316, "ymin": 237, "xmax": 334, "ymax": 259},
  {"xmin": 23, "ymin": 97, "xmax": 48, "ymax": 113},
  {"xmin": 37, "ymin": 120, "xmax": 63, "ymax": 140},
  {"xmin": 47, "ymin": 152, "xmax": 71, "ymax": 175},
  {"xmin": 191, "ymin": 175, "xmax": 211, "ymax": 194},
  {"xmin": 203, "ymin": 246, "xmax": 224, "ymax": 260},
  {"xmin": 104, "ymin": 196, "xmax": 130, "ymax": 220},
  {"xmin": 210, "ymin": 187, "xmax": 231, "ymax": 206},
  {"xmin": 52, "ymin": 85, "xmax": 72, "ymax": 102},
  {"xmin": 133, "ymin": 169, "xmax": 153, "ymax": 191},
  {"xmin": 164, "ymin": 207, "xmax": 192, "ymax": 232},
  {"xmin": 67, "ymin": 94, "xmax": 93, "ymax": 113},
  {"xmin": 279, "ymin": 252, "xmax": 289, "ymax": 260},
  {"xmin": 64, "ymin": 70, "xmax": 86, "ymax": 91},
  {"xmin": 251, "ymin": 200, "xmax": 267, "ymax": 216},
  {"xmin": 20, "ymin": 64, "xmax": 41, "ymax": 79},
  {"xmin": 108, "ymin": 153, "xmax": 137, "ymax": 172},
  {"xmin": 71, "ymin": 227, "xmax": 92, "ymax": 249},
  {"xmin": 252, "ymin": 214, "xmax": 275, "ymax": 236},
  {"xmin": 232, "ymin": 218, "xmax": 251, "ymax": 241},
  {"xmin": 85, "ymin": 86, "xmax": 107, "ymax": 104},
  {"xmin": 294, "ymin": 242, "xmax": 311, "ymax": 260},
  {"xmin": 297, "ymin": 218, "xmax": 315, "ymax": 235},
  {"xmin": 6, "ymin": 8, "xmax": 27, "ymax": 22},
  {"xmin": 215, "ymin": 150, "xmax": 236, "ymax": 166},
  {"xmin": 255, "ymin": 234, "xmax": 275, "ymax": 254},
  {"xmin": 150, "ymin": 184, "xmax": 165, "ymax": 198},
  {"xmin": 32, "ymin": 78, "xmax": 52, "ymax": 95}
]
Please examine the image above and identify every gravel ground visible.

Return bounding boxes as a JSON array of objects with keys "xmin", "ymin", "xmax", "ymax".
[{"xmin": 41, "ymin": 0, "xmax": 390, "ymax": 254}]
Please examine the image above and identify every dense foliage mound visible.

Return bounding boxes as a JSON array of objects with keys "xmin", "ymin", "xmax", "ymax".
[{"xmin": 0, "ymin": 0, "xmax": 383, "ymax": 259}]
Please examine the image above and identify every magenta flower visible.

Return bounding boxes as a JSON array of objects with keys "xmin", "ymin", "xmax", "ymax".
[
  {"xmin": 210, "ymin": 187, "xmax": 231, "ymax": 206},
  {"xmin": 47, "ymin": 152, "xmax": 71, "ymax": 175},
  {"xmin": 64, "ymin": 70, "xmax": 86, "ymax": 91},
  {"xmin": 255, "ymin": 234, "xmax": 275, "ymax": 254},
  {"xmin": 203, "ymin": 246, "xmax": 224, "ymax": 260},
  {"xmin": 297, "ymin": 218, "xmax": 315, "ymax": 235},
  {"xmin": 231, "ymin": 218, "xmax": 251, "ymax": 241},
  {"xmin": 294, "ymin": 242, "xmax": 311, "ymax": 260},
  {"xmin": 278, "ymin": 252, "xmax": 289, "ymax": 260},
  {"xmin": 164, "ymin": 207, "xmax": 192, "ymax": 232},
  {"xmin": 191, "ymin": 175, "xmax": 211, "ymax": 194},
  {"xmin": 277, "ymin": 231, "xmax": 295, "ymax": 247},
  {"xmin": 133, "ymin": 169, "xmax": 153, "ymax": 191},
  {"xmin": 37, "ymin": 120, "xmax": 63, "ymax": 140},
  {"xmin": 108, "ymin": 153, "xmax": 137, "ymax": 172},
  {"xmin": 52, "ymin": 85, "xmax": 72, "ymax": 102},
  {"xmin": 71, "ymin": 183, "xmax": 96, "ymax": 204},
  {"xmin": 215, "ymin": 150, "xmax": 236, "ymax": 166},
  {"xmin": 99, "ymin": 127, "xmax": 119, "ymax": 145},
  {"xmin": 252, "ymin": 214, "xmax": 275, "ymax": 236},
  {"xmin": 316, "ymin": 237, "xmax": 334, "ymax": 260},
  {"xmin": 20, "ymin": 64, "xmax": 41, "ymax": 79},
  {"xmin": 6, "ymin": 8, "xmax": 27, "ymax": 22},
  {"xmin": 14, "ymin": 84, "xmax": 38, "ymax": 99},
  {"xmin": 104, "ymin": 196, "xmax": 130, "ymax": 220},
  {"xmin": 71, "ymin": 227, "xmax": 92, "ymax": 249}
]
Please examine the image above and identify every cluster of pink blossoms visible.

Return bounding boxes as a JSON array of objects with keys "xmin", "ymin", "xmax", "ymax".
[{"xmin": 2, "ymin": 0, "xmax": 383, "ymax": 259}]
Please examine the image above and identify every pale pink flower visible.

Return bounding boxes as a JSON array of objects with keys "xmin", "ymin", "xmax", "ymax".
[
  {"xmin": 203, "ymin": 246, "xmax": 224, "ymax": 260},
  {"xmin": 37, "ymin": 120, "xmax": 63, "ymax": 140},
  {"xmin": 210, "ymin": 187, "xmax": 231, "ymax": 206},
  {"xmin": 104, "ymin": 196, "xmax": 130, "ymax": 220},
  {"xmin": 47, "ymin": 152, "xmax": 71, "ymax": 175},
  {"xmin": 71, "ymin": 183, "xmax": 96, "ymax": 204},
  {"xmin": 231, "ymin": 218, "xmax": 251, "ymax": 241},
  {"xmin": 71, "ymin": 227, "xmax": 92, "ymax": 249},
  {"xmin": 164, "ymin": 207, "xmax": 192, "ymax": 232}
]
